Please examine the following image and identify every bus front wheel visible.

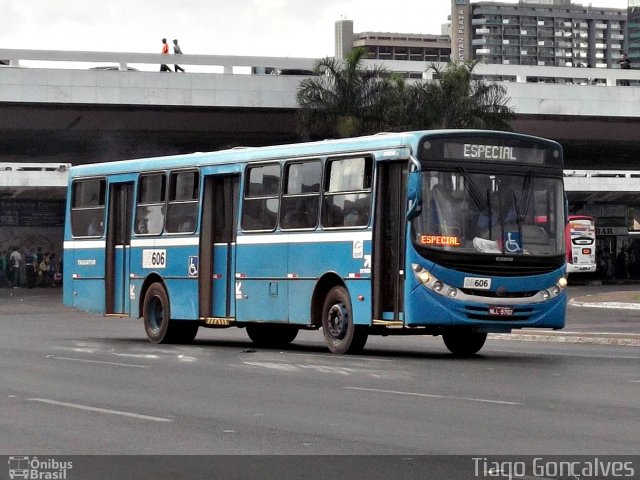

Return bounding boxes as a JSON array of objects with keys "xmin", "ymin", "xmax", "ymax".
[
  {"xmin": 442, "ymin": 330, "xmax": 487, "ymax": 356},
  {"xmin": 143, "ymin": 282, "xmax": 198, "ymax": 344},
  {"xmin": 246, "ymin": 324, "xmax": 299, "ymax": 348},
  {"xmin": 321, "ymin": 286, "xmax": 368, "ymax": 354}
]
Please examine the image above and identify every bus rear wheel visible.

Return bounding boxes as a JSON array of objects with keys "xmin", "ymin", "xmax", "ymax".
[
  {"xmin": 246, "ymin": 324, "xmax": 299, "ymax": 348},
  {"xmin": 321, "ymin": 286, "xmax": 368, "ymax": 354},
  {"xmin": 442, "ymin": 330, "xmax": 487, "ymax": 356},
  {"xmin": 143, "ymin": 282, "xmax": 198, "ymax": 344}
]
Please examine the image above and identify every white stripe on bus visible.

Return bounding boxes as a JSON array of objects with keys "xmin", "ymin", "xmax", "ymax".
[
  {"xmin": 237, "ymin": 231, "xmax": 372, "ymax": 245},
  {"xmin": 65, "ymin": 231, "xmax": 371, "ymax": 250},
  {"xmin": 130, "ymin": 237, "xmax": 199, "ymax": 247},
  {"xmin": 63, "ymin": 240, "xmax": 106, "ymax": 249}
]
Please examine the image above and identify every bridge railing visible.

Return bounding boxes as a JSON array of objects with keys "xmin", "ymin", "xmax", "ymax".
[
  {"xmin": 0, "ymin": 49, "xmax": 318, "ymax": 74},
  {"xmin": 3, "ymin": 49, "xmax": 640, "ymax": 86}
]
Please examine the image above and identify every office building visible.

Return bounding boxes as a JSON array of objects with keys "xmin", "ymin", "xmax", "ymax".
[
  {"xmin": 335, "ymin": 19, "xmax": 451, "ymax": 63},
  {"xmin": 453, "ymin": 0, "xmax": 628, "ymax": 68},
  {"xmin": 629, "ymin": 0, "xmax": 640, "ymax": 67}
]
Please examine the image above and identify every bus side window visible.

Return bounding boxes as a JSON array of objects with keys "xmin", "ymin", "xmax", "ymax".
[
  {"xmin": 166, "ymin": 171, "xmax": 199, "ymax": 233},
  {"xmin": 321, "ymin": 156, "xmax": 372, "ymax": 228},
  {"xmin": 135, "ymin": 173, "xmax": 166, "ymax": 235},
  {"xmin": 241, "ymin": 163, "xmax": 281, "ymax": 231},
  {"xmin": 70, "ymin": 178, "xmax": 106, "ymax": 237},
  {"xmin": 280, "ymin": 160, "xmax": 320, "ymax": 230}
]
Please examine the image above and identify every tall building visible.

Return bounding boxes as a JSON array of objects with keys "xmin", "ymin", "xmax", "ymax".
[
  {"xmin": 459, "ymin": 0, "xmax": 628, "ymax": 68},
  {"xmin": 629, "ymin": 0, "xmax": 640, "ymax": 67},
  {"xmin": 335, "ymin": 19, "xmax": 451, "ymax": 62}
]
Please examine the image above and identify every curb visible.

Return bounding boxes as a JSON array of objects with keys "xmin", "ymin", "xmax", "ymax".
[{"xmin": 489, "ymin": 330, "xmax": 640, "ymax": 347}]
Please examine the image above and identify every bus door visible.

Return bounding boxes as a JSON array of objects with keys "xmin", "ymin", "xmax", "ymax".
[
  {"xmin": 373, "ymin": 162, "xmax": 408, "ymax": 323},
  {"xmin": 105, "ymin": 182, "xmax": 133, "ymax": 315},
  {"xmin": 199, "ymin": 175, "xmax": 239, "ymax": 323}
]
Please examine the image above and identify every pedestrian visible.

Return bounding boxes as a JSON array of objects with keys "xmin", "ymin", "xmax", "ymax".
[
  {"xmin": 39, "ymin": 256, "xmax": 51, "ymax": 288},
  {"xmin": 25, "ymin": 249, "xmax": 37, "ymax": 288},
  {"xmin": 615, "ymin": 247, "xmax": 627, "ymax": 280},
  {"xmin": 49, "ymin": 253, "xmax": 58, "ymax": 286},
  {"xmin": 9, "ymin": 246, "xmax": 22, "ymax": 288},
  {"xmin": 173, "ymin": 39, "xmax": 185, "ymax": 72},
  {"xmin": 160, "ymin": 38, "xmax": 172, "ymax": 72},
  {"xmin": 619, "ymin": 53, "xmax": 631, "ymax": 86},
  {"xmin": 0, "ymin": 250, "xmax": 6, "ymax": 287},
  {"xmin": 2, "ymin": 249, "xmax": 9, "ymax": 287}
]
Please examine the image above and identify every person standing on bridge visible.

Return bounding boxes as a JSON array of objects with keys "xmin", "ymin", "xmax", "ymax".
[
  {"xmin": 160, "ymin": 38, "xmax": 172, "ymax": 72},
  {"xmin": 619, "ymin": 53, "xmax": 631, "ymax": 86},
  {"xmin": 173, "ymin": 39, "xmax": 185, "ymax": 72}
]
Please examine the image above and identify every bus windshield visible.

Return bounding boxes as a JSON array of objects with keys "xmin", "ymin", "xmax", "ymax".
[{"xmin": 412, "ymin": 169, "xmax": 565, "ymax": 256}]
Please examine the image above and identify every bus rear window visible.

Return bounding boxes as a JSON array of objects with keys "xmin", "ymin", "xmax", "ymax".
[{"xmin": 71, "ymin": 178, "xmax": 106, "ymax": 237}]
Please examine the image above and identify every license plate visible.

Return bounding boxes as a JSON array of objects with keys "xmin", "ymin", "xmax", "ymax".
[
  {"xmin": 489, "ymin": 306, "xmax": 513, "ymax": 316},
  {"xmin": 463, "ymin": 277, "xmax": 491, "ymax": 290}
]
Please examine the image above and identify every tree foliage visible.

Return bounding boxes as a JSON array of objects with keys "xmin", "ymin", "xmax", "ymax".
[
  {"xmin": 296, "ymin": 54, "xmax": 514, "ymax": 139},
  {"xmin": 296, "ymin": 48, "xmax": 391, "ymax": 139}
]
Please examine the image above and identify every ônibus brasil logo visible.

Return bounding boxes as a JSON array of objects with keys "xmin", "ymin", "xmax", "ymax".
[{"xmin": 8, "ymin": 456, "xmax": 73, "ymax": 479}]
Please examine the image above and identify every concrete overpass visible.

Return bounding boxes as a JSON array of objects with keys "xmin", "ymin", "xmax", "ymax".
[{"xmin": 1, "ymin": 48, "xmax": 640, "ymax": 170}]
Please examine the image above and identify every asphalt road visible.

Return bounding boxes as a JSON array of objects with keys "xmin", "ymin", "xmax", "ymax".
[{"xmin": 1, "ymin": 285, "xmax": 639, "ymax": 464}]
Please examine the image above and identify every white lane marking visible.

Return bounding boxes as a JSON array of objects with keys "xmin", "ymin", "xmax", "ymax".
[
  {"xmin": 243, "ymin": 361, "xmax": 299, "ymax": 372},
  {"xmin": 28, "ymin": 398, "xmax": 173, "ymax": 422},
  {"xmin": 519, "ymin": 329, "xmax": 640, "ymax": 337},
  {"xmin": 631, "ymin": 380, "xmax": 640, "ymax": 383},
  {"xmin": 112, "ymin": 353, "xmax": 159, "ymax": 359},
  {"xmin": 292, "ymin": 352, "xmax": 394, "ymax": 363},
  {"xmin": 47, "ymin": 355, "xmax": 149, "ymax": 369},
  {"xmin": 344, "ymin": 387, "xmax": 524, "ymax": 406},
  {"xmin": 485, "ymin": 349, "xmax": 640, "ymax": 360},
  {"xmin": 569, "ymin": 298, "xmax": 640, "ymax": 310}
]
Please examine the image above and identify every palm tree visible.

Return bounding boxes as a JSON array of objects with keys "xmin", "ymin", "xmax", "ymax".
[
  {"xmin": 296, "ymin": 48, "xmax": 391, "ymax": 139},
  {"xmin": 406, "ymin": 61, "xmax": 514, "ymax": 131},
  {"xmin": 296, "ymin": 53, "xmax": 514, "ymax": 139}
]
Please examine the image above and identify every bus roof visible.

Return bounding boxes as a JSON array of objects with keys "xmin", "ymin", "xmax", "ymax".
[{"xmin": 69, "ymin": 129, "xmax": 562, "ymax": 178}]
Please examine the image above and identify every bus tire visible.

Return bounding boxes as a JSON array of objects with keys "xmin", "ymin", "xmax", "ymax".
[
  {"xmin": 246, "ymin": 324, "xmax": 299, "ymax": 348},
  {"xmin": 442, "ymin": 330, "xmax": 487, "ymax": 356},
  {"xmin": 143, "ymin": 282, "xmax": 198, "ymax": 344},
  {"xmin": 321, "ymin": 286, "xmax": 368, "ymax": 354}
]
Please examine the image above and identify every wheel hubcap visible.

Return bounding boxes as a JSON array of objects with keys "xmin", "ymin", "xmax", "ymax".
[{"xmin": 327, "ymin": 303, "xmax": 348, "ymax": 340}]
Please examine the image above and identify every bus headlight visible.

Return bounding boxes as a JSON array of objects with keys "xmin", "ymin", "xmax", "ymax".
[
  {"xmin": 538, "ymin": 278, "xmax": 566, "ymax": 301},
  {"xmin": 412, "ymin": 264, "xmax": 459, "ymax": 298}
]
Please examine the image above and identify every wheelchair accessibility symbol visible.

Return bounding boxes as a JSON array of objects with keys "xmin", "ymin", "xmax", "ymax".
[
  {"xmin": 504, "ymin": 232, "xmax": 522, "ymax": 254},
  {"xmin": 188, "ymin": 256, "xmax": 199, "ymax": 277}
]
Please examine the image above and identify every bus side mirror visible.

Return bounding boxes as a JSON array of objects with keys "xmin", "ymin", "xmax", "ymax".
[{"xmin": 407, "ymin": 171, "xmax": 422, "ymax": 220}]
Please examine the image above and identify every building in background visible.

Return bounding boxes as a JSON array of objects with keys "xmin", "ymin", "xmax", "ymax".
[
  {"xmin": 456, "ymin": 0, "xmax": 627, "ymax": 68},
  {"xmin": 629, "ymin": 0, "xmax": 640, "ymax": 67},
  {"xmin": 335, "ymin": 19, "xmax": 451, "ymax": 64},
  {"xmin": 338, "ymin": 1, "xmax": 630, "ymax": 69}
]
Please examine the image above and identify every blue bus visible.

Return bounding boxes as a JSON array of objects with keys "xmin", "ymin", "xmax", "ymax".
[{"xmin": 63, "ymin": 130, "xmax": 567, "ymax": 356}]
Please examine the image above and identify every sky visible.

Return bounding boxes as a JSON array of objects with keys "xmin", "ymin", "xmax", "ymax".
[{"xmin": 1, "ymin": 0, "xmax": 630, "ymax": 59}]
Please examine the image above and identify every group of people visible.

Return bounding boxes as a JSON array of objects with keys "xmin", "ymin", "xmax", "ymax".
[
  {"xmin": 0, "ymin": 246, "xmax": 61, "ymax": 289},
  {"xmin": 160, "ymin": 38, "xmax": 185, "ymax": 72},
  {"xmin": 596, "ymin": 245, "xmax": 640, "ymax": 281}
]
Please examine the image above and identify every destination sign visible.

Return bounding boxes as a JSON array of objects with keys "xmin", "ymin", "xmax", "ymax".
[
  {"xmin": 418, "ymin": 136, "xmax": 561, "ymax": 167},
  {"xmin": 443, "ymin": 143, "xmax": 545, "ymax": 164}
]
